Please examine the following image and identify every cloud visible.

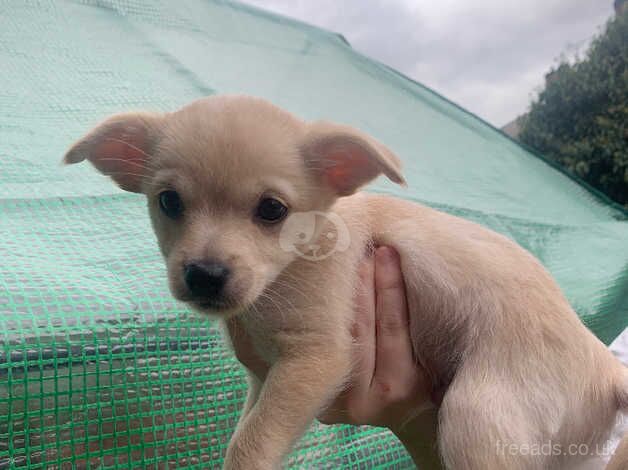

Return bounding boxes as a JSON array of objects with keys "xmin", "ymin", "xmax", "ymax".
[{"xmin": 243, "ymin": 0, "xmax": 613, "ymax": 126}]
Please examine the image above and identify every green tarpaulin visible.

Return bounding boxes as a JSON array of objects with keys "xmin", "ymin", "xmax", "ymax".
[{"xmin": 1, "ymin": 1, "xmax": 627, "ymax": 468}]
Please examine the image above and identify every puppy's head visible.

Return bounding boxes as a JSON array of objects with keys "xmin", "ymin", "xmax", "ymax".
[{"xmin": 64, "ymin": 95, "xmax": 405, "ymax": 317}]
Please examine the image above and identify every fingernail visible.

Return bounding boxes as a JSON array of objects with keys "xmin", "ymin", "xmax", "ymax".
[{"xmin": 376, "ymin": 246, "xmax": 396, "ymax": 264}]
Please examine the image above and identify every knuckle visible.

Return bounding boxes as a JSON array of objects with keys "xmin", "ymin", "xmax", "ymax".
[
  {"xmin": 371, "ymin": 378, "xmax": 406, "ymax": 405},
  {"xmin": 377, "ymin": 316, "xmax": 404, "ymax": 336},
  {"xmin": 372, "ymin": 378, "xmax": 394, "ymax": 400},
  {"xmin": 376, "ymin": 274, "xmax": 404, "ymax": 291}
]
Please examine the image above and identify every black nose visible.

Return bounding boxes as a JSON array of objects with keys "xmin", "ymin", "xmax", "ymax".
[{"xmin": 184, "ymin": 261, "xmax": 230, "ymax": 298}]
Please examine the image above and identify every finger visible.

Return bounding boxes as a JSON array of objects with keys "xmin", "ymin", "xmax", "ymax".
[
  {"xmin": 226, "ymin": 317, "xmax": 269, "ymax": 381},
  {"xmin": 372, "ymin": 246, "xmax": 415, "ymax": 392}
]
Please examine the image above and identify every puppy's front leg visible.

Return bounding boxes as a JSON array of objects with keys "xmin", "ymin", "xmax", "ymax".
[
  {"xmin": 223, "ymin": 344, "xmax": 350, "ymax": 470},
  {"xmin": 231, "ymin": 372, "xmax": 262, "ymax": 443}
]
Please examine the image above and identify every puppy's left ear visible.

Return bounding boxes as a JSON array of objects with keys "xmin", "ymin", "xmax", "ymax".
[
  {"xmin": 299, "ymin": 121, "xmax": 406, "ymax": 196},
  {"xmin": 63, "ymin": 112, "xmax": 163, "ymax": 193}
]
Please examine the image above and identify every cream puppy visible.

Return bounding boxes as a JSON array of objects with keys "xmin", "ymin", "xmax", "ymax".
[{"xmin": 64, "ymin": 95, "xmax": 627, "ymax": 469}]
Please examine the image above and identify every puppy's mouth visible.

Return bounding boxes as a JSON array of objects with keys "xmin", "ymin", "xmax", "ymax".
[
  {"xmin": 193, "ymin": 298, "xmax": 234, "ymax": 311},
  {"xmin": 180, "ymin": 294, "xmax": 247, "ymax": 317}
]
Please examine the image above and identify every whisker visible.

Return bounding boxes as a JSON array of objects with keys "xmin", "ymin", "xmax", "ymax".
[
  {"xmin": 96, "ymin": 156, "xmax": 153, "ymax": 171},
  {"xmin": 104, "ymin": 137, "xmax": 156, "ymax": 161}
]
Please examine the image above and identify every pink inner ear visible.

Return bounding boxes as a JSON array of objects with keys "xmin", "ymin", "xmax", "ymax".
[
  {"xmin": 322, "ymin": 144, "xmax": 379, "ymax": 196},
  {"xmin": 90, "ymin": 126, "xmax": 149, "ymax": 192}
]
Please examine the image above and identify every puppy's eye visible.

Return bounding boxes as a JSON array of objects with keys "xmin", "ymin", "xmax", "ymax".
[
  {"xmin": 256, "ymin": 197, "xmax": 288, "ymax": 223},
  {"xmin": 159, "ymin": 190, "xmax": 184, "ymax": 219}
]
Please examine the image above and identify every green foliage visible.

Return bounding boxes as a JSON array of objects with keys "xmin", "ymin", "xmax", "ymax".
[{"xmin": 520, "ymin": 11, "xmax": 628, "ymax": 208}]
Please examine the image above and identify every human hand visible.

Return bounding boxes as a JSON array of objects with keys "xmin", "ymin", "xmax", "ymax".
[
  {"xmin": 229, "ymin": 246, "xmax": 435, "ymax": 430},
  {"xmin": 316, "ymin": 246, "xmax": 433, "ymax": 428},
  {"xmin": 228, "ymin": 246, "xmax": 443, "ymax": 468}
]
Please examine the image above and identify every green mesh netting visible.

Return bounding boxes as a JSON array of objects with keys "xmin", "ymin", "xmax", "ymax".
[{"xmin": 1, "ymin": 1, "xmax": 627, "ymax": 468}]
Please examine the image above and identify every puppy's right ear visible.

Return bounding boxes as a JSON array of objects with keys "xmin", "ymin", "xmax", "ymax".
[{"xmin": 63, "ymin": 112, "xmax": 163, "ymax": 193}]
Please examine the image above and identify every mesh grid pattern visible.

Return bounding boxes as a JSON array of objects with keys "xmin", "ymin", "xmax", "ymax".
[
  {"xmin": 1, "ymin": 0, "xmax": 627, "ymax": 468},
  {"xmin": 0, "ymin": 196, "xmax": 408, "ymax": 468}
]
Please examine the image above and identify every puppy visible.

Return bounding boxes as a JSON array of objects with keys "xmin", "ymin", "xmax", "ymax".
[{"xmin": 64, "ymin": 95, "xmax": 628, "ymax": 469}]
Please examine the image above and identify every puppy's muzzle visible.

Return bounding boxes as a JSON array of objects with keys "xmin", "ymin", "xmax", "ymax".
[{"xmin": 184, "ymin": 260, "xmax": 230, "ymax": 301}]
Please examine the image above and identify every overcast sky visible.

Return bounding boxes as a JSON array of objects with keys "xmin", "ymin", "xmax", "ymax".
[{"xmin": 244, "ymin": 0, "xmax": 614, "ymax": 127}]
